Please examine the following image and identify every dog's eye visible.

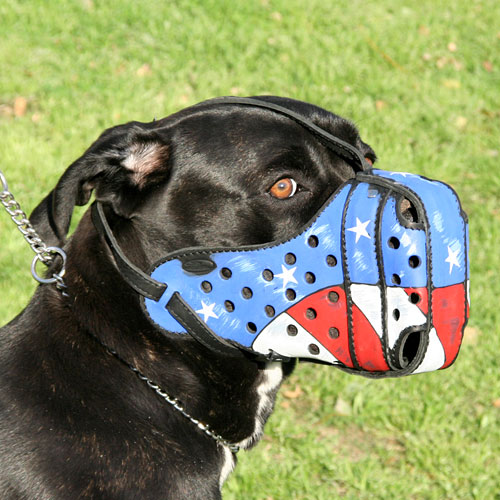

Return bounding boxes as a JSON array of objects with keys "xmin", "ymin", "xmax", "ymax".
[{"xmin": 269, "ymin": 178, "xmax": 298, "ymax": 199}]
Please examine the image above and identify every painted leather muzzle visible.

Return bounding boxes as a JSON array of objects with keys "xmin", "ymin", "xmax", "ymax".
[{"xmin": 143, "ymin": 169, "xmax": 469, "ymax": 377}]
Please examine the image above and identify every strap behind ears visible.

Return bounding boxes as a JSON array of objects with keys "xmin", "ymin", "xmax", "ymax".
[
  {"xmin": 91, "ymin": 202, "xmax": 167, "ymax": 301},
  {"xmin": 200, "ymin": 97, "xmax": 370, "ymax": 172}
]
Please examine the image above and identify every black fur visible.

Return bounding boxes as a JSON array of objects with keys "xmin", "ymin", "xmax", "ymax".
[{"xmin": 0, "ymin": 97, "xmax": 375, "ymax": 499}]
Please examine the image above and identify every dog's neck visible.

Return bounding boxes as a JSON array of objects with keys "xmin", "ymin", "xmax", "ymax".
[{"xmin": 54, "ymin": 211, "xmax": 289, "ymax": 452}]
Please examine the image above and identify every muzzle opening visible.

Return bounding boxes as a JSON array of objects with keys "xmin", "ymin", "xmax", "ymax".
[
  {"xmin": 395, "ymin": 329, "xmax": 424, "ymax": 369},
  {"xmin": 398, "ymin": 196, "xmax": 420, "ymax": 225}
]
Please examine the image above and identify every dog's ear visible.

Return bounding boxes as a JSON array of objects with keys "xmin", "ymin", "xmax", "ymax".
[{"xmin": 29, "ymin": 123, "xmax": 170, "ymax": 246}]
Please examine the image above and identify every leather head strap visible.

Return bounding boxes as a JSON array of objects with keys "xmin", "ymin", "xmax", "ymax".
[{"xmin": 198, "ymin": 97, "xmax": 370, "ymax": 172}]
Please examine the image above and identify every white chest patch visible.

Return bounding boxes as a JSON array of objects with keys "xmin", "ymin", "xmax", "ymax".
[
  {"xmin": 219, "ymin": 445, "xmax": 235, "ymax": 488},
  {"xmin": 218, "ymin": 362, "xmax": 283, "ymax": 488},
  {"xmin": 236, "ymin": 361, "xmax": 284, "ymax": 450}
]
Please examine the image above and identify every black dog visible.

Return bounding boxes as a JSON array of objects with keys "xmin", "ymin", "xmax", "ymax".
[{"xmin": 0, "ymin": 97, "xmax": 375, "ymax": 499}]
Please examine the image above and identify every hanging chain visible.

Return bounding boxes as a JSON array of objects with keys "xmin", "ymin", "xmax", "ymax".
[
  {"xmin": 86, "ymin": 328, "xmax": 240, "ymax": 454},
  {"xmin": 1, "ymin": 169, "xmax": 237, "ymax": 452},
  {"xmin": 0, "ymin": 169, "xmax": 67, "ymax": 289}
]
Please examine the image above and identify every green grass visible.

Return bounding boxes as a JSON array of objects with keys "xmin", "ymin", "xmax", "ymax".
[{"xmin": 1, "ymin": 0, "xmax": 499, "ymax": 498}]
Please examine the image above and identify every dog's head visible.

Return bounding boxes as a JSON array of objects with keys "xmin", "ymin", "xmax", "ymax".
[
  {"xmin": 30, "ymin": 96, "xmax": 374, "ymax": 262},
  {"xmin": 29, "ymin": 96, "xmax": 468, "ymax": 377}
]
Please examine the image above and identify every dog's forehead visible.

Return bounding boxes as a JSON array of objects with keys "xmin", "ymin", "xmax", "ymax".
[{"xmin": 164, "ymin": 105, "xmax": 364, "ymax": 176}]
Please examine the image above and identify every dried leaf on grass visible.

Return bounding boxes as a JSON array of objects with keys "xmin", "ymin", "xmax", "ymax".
[
  {"xmin": 283, "ymin": 385, "xmax": 303, "ymax": 399},
  {"xmin": 443, "ymin": 79, "xmax": 461, "ymax": 89},
  {"xmin": 136, "ymin": 64, "xmax": 152, "ymax": 77},
  {"xmin": 334, "ymin": 397, "xmax": 352, "ymax": 416},
  {"xmin": 462, "ymin": 326, "xmax": 481, "ymax": 346},
  {"xmin": 14, "ymin": 97, "xmax": 28, "ymax": 117},
  {"xmin": 483, "ymin": 61, "xmax": 493, "ymax": 72},
  {"xmin": 455, "ymin": 116, "xmax": 468, "ymax": 130}
]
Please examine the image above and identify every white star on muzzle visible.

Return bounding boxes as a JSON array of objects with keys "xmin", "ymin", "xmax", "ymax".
[
  {"xmin": 445, "ymin": 245, "xmax": 461, "ymax": 274},
  {"xmin": 196, "ymin": 301, "xmax": 219, "ymax": 323},
  {"xmin": 275, "ymin": 264, "xmax": 298, "ymax": 289},
  {"xmin": 347, "ymin": 217, "xmax": 372, "ymax": 243}
]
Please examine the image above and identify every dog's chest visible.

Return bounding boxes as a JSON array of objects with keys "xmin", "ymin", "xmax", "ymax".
[
  {"xmin": 219, "ymin": 362, "xmax": 283, "ymax": 487},
  {"xmin": 237, "ymin": 361, "xmax": 283, "ymax": 449}
]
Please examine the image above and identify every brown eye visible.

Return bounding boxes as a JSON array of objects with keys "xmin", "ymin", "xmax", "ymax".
[{"xmin": 269, "ymin": 178, "xmax": 298, "ymax": 199}]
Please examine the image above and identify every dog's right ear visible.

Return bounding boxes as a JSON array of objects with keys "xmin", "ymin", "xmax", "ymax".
[{"xmin": 29, "ymin": 122, "xmax": 170, "ymax": 247}]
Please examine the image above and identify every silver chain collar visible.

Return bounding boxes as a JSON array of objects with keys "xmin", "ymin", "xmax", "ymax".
[
  {"xmin": 0, "ymin": 170, "xmax": 67, "ymax": 291},
  {"xmin": 0, "ymin": 168, "xmax": 239, "ymax": 454},
  {"xmin": 87, "ymin": 329, "xmax": 240, "ymax": 454}
]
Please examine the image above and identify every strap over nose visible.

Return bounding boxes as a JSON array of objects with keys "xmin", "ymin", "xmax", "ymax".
[{"xmin": 143, "ymin": 169, "xmax": 469, "ymax": 378}]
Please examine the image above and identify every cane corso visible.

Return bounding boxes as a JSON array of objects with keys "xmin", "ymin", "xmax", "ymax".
[{"xmin": 0, "ymin": 96, "xmax": 375, "ymax": 499}]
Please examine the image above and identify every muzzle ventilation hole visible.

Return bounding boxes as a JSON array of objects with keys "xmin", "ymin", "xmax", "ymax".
[
  {"xmin": 328, "ymin": 291, "xmax": 339, "ymax": 303},
  {"xmin": 409, "ymin": 292, "xmax": 421, "ymax": 304},
  {"xmin": 308, "ymin": 235, "xmax": 319, "ymax": 248},
  {"xmin": 392, "ymin": 274, "xmax": 401, "ymax": 285},
  {"xmin": 329, "ymin": 327, "xmax": 339, "ymax": 339},
  {"xmin": 262, "ymin": 269, "xmax": 274, "ymax": 281},
  {"xmin": 241, "ymin": 287, "xmax": 253, "ymax": 299},
  {"xmin": 308, "ymin": 344, "xmax": 320, "ymax": 355},
  {"xmin": 224, "ymin": 300, "xmax": 234, "ymax": 312},
  {"xmin": 305, "ymin": 272, "xmax": 316, "ymax": 284},
  {"xmin": 265, "ymin": 305, "xmax": 275, "ymax": 317},
  {"xmin": 399, "ymin": 197, "xmax": 419, "ymax": 224},
  {"xmin": 220, "ymin": 267, "xmax": 232, "ymax": 279},
  {"xmin": 388, "ymin": 236, "xmax": 400, "ymax": 249},
  {"xmin": 393, "ymin": 308, "xmax": 401, "ymax": 321},
  {"xmin": 247, "ymin": 322, "xmax": 257, "ymax": 334},
  {"xmin": 326, "ymin": 255, "xmax": 337, "ymax": 267},
  {"xmin": 408, "ymin": 255, "xmax": 421, "ymax": 268},
  {"xmin": 287, "ymin": 324, "xmax": 298, "ymax": 336},
  {"xmin": 285, "ymin": 252, "xmax": 296, "ymax": 265},
  {"xmin": 305, "ymin": 308, "xmax": 317, "ymax": 320},
  {"xmin": 201, "ymin": 281, "xmax": 212, "ymax": 293},
  {"xmin": 286, "ymin": 289, "xmax": 296, "ymax": 301}
]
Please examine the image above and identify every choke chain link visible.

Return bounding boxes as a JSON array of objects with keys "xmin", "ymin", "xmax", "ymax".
[{"xmin": 0, "ymin": 169, "xmax": 67, "ymax": 289}]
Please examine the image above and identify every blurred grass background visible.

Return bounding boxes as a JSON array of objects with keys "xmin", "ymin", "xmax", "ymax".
[{"xmin": 1, "ymin": 0, "xmax": 499, "ymax": 498}]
